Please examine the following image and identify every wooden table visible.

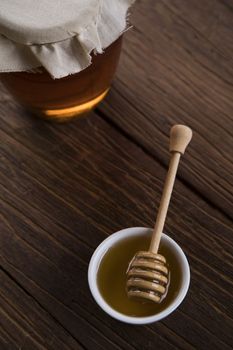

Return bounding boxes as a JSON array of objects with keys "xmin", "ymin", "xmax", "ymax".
[{"xmin": 1, "ymin": 1, "xmax": 233, "ymax": 349}]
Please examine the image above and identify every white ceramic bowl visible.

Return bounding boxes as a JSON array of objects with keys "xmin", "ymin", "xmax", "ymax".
[{"xmin": 88, "ymin": 227, "xmax": 190, "ymax": 324}]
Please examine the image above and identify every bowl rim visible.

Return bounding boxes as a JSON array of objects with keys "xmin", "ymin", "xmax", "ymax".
[{"xmin": 88, "ymin": 227, "xmax": 190, "ymax": 324}]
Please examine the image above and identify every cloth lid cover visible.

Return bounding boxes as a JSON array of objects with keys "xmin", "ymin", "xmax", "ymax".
[{"xmin": 0, "ymin": 0, "xmax": 134, "ymax": 78}]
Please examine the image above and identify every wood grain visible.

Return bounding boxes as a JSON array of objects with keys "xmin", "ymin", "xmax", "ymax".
[
  {"xmin": 99, "ymin": 0, "xmax": 233, "ymax": 218},
  {"xmin": 0, "ymin": 269, "xmax": 84, "ymax": 350},
  {"xmin": 0, "ymin": 0, "xmax": 233, "ymax": 349},
  {"xmin": 0, "ymin": 100, "xmax": 233, "ymax": 349}
]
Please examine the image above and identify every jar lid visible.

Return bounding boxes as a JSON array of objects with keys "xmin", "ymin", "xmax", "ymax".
[{"xmin": 0, "ymin": 0, "xmax": 134, "ymax": 78}]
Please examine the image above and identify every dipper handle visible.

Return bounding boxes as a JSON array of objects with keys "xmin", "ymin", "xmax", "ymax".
[
  {"xmin": 170, "ymin": 125, "xmax": 193, "ymax": 154},
  {"xmin": 149, "ymin": 125, "xmax": 192, "ymax": 253}
]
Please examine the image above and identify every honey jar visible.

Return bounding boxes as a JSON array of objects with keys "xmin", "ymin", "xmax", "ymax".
[{"xmin": 0, "ymin": 0, "xmax": 134, "ymax": 121}]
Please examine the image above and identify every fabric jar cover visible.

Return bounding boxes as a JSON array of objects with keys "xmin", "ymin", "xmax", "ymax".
[{"xmin": 0, "ymin": 0, "xmax": 134, "ymax": 79}]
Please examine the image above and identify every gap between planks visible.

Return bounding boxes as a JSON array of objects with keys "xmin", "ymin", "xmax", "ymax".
[{"xmin": 95, "ymin": 108, "xmax": 232, "ymax": 222}]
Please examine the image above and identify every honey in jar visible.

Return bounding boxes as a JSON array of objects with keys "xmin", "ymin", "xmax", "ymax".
[
  {"xmin": 0, "ymin": 0, "xmax": 134, "ymax": 121},
  {"xmin": 1, "ymin": 38, "xmax": 122, "ymax": 121}
]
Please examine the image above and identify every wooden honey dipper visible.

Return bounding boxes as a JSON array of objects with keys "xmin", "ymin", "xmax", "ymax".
[{"xmin": 126, "ymin": 125, "xmax": 192, "ymax": 303}]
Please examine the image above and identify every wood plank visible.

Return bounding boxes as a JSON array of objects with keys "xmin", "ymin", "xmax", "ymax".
[
  {"xmin": 0, "ymin": 269, "xmax": 84, "ymax": 350},
  {"xmin": 0, "ymin": 100, "xmax": 233, "ymax": 349},
  {"xmin": 98, "ymin": 0, "xmax": 233, "ymax": 218}
]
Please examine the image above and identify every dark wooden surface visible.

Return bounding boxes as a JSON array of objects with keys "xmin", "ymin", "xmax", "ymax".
[{"xmin": 0, "ymin": 0, "xmax": 233, "ymax": 349}]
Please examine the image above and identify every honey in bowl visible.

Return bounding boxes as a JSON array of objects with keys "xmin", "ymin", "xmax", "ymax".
[{"xmin": 97, "ymin": 234, "xmax": 182, "ymax": 317}]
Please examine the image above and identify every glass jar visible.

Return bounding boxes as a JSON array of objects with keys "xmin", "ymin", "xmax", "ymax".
[{"xmin": 1, "ymin": 37, "xmax": 122, "ymax": 121}]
